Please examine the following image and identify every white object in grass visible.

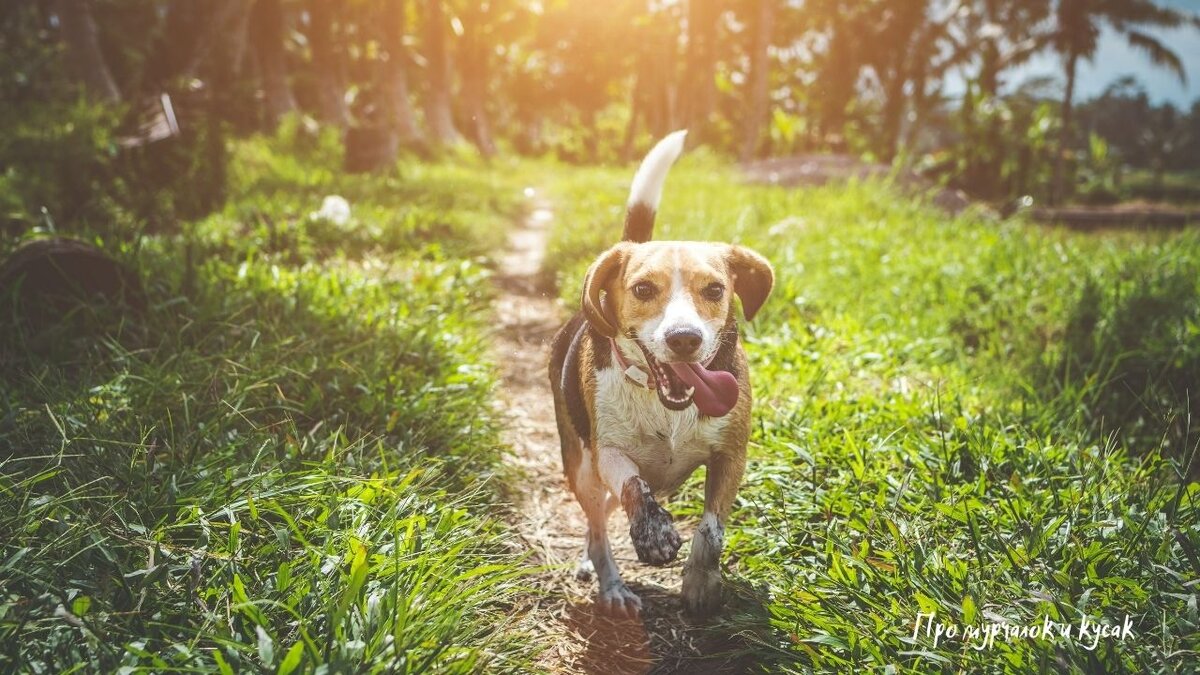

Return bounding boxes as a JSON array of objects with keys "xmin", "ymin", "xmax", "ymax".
[{"xmin": 312, "ymin": 195, "xmax": 351, "ymax": 225}]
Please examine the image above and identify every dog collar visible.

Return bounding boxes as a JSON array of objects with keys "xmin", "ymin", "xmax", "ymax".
[{"xmin": 610, "ymin": 338, "xmax": 655, "ymax": 389}]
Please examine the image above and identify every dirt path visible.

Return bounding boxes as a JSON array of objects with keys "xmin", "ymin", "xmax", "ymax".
[{"xmin": 491, "ymin": 194, "xmax": 749, "ymax": 674}]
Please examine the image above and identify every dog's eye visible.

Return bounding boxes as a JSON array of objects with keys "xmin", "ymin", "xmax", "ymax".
[
  {"xmin": 702, "ymin": 283, "xmax": 725, "ymax": 301},
  {"xmin": 632, "ymin": 281, "xmax": 657, "ymax": 300}
]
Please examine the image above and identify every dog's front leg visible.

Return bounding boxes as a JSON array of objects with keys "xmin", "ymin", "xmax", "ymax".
[
  {"xmin": 577, "ymin": 450, "xmax": 641, "ymax": 618},
  {"xmin": 597, "ymin": 445, "xmax": 682, "ymax": 566},
  {"xmin": 682, "ymin": 452, "xmax": 745, "ymax": 616}
]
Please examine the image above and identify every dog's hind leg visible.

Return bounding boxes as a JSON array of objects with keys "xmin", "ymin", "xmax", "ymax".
[
  {"xmin": 682, "ymin": 451, "xmax": 745, "ymax": 616},
  {"xmin": 574, "ymin": 455, "xmax": 641, "ymax": 618},
  {"xmin": 574, "ymin": 538, "xmax": 594, "ymax": 581}
]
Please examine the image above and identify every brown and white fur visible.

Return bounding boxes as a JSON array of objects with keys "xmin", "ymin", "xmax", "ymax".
[{"xmin": 548, "ymin": 131, "xmax": 774, "ymax": 618}]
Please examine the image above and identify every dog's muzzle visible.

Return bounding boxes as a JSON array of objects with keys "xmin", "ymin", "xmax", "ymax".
[{"xmin": 610, "ymin": 338, "xmax": 739, "ymax": 416}]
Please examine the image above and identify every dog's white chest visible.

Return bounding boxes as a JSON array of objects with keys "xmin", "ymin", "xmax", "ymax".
[{"xmin": 593, "ymin": 368, "xmax": 728, "ymax": 493}]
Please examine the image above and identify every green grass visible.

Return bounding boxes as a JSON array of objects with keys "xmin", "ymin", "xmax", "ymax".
[
  {"xmin": 4, "ymin": 134, "xmax": 1199, "ymax": 672},
  {"xmin": 0, "ymin": 131, "xmax": 540, "ymax": 672},
  {"xmin": 539, "ymin": 156, "xmax": 1200, "ymax": 672}
]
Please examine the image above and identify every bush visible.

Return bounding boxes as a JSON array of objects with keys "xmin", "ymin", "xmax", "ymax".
[
  {"xmin": 0, "ymin": 97, "xmax": 230, "ymax": 238},
  {"xmin": 0, "ymin": 101, "xmax": 123, "ymax": 230}
]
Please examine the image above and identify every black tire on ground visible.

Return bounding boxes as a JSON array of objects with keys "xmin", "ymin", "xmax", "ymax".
[{"xmin": 0, "ymin": 238, "xmax": 145, "ymax": 328}]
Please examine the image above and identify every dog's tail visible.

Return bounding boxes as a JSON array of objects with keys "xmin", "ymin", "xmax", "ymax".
[{"xmin": 623, "ymin": 130, "xmax": 687, "ymax": 243}]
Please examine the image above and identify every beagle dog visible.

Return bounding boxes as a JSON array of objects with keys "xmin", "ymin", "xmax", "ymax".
[{"xmin": 549, "ymin": 131, "xmax": 774, "ymax": 618}]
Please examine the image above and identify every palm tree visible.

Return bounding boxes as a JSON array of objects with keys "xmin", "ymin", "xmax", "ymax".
[{"xmin": 1050, "ymin": 0, "xmax": 1199, "ymax": 204}]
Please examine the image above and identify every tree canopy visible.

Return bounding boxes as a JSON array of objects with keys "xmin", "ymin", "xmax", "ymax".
[{"xmin": 3, "ymin": 0, "xmax": 1199, "ymax": 217}]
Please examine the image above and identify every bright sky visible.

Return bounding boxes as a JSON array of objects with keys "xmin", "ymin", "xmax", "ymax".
[{"xmin": 1010, "ymin": 0, "xmax": 1200, "ymax": 107}]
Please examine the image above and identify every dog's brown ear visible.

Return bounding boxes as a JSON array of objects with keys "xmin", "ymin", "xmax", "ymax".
[
  {"xmin": 581, "ymin": 244, "xmax": 628, "ymax": 338},
  {"xmin": 726, "ymin": 245, "xmax": 774, "ymax": 321}
]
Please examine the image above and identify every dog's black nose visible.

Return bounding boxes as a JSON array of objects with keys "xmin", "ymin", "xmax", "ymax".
[{"xmin": 665, "ymin": 328, "xmax": 702, "ymax": 356}]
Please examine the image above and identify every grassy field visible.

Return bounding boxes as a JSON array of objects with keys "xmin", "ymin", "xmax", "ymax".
[
  {"xmin": 0, "ymin": 130, "xmax": 539, "ymax": 672},
  {"xmin": 540, "ymin": 155, "xmax": 1200, "ymax": 671},
  {"xmin": 2, "ymin": 134, "xmax": 1199, "ymax": 672}
]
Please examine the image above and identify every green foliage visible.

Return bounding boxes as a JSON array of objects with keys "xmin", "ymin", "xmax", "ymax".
[
  {"xmin": 940, "ymin": 88, "xmax": 1061, "ymax": 201},
  {"xmin": 0, "ymin": 98, "xmax": 229, "ymax": 236},
  {"xmin": 0, "ymin": 100, "xmax": 123, "ymax": 232},
  {"xmin": 540, "ymin": 161, "xmax": 1200, "ymax": 671},
  {"xmin": 9, "ymin": 0, "xmax": 1200, "ymax": 205}
]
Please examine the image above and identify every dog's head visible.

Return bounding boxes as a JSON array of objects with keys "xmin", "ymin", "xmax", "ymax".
[{"xmin": 582, "ymin": 240, "xmax": 773, "ymax": 410}]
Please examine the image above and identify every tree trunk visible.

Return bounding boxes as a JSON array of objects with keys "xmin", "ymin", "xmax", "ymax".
[
  {"xmin": 459, "ymin": 2, "xmax": 496, "ymax": 157},
  {"xmin": 979, "ymin": 0, "xmax": 1001, "ymax": 97},
  {"xmin": 623, "ymin": 18, "xmax": 659, "ymax": 157},
  {"xmin": 976, "ymin": 24, "xmax": 1003, "ymax": 196},
  {"xmin": 683, "ymin": 0, "xmax": 721, "ymax": 143},
  {"xmin": 378, "ymin": 0, "xmax": 422, "ymax": 144},
  {"xmin": 740, "ymin": 0, "xmax": 773, "ymax": 161},
  {"xmin": 879, "ymin": 67, "xmax": 907, "ymax": 161},
  {"xmin": 422, "ymin": 0, "xmax": 462, "ymax": 145},
  {"xmin": 55, "ymin": 0, "xmax": 121, "ymax": 103},
  {"xmin": 622, "ymin": 71, "xmax": 642, "ymax": 159},
  {"xmin": 179, "ymin": 0, "xmax": 248, "ymax": 80},
  {"xmin": 904, "ymin": 57, "xmax": 932, "ymax": 156},
  {"xmin": 307, "ymin": 0, "xmax": 350, "ymax": 127},
  {"xmin": 876, "ymin": 1, "xmax": 925, "ymax": 161},
  {"xmin": 227, "ymin": 5, "xmax": 255, "ymax": 78},
  {"xmin": 199, "ymin": 2, "xmax": 256, "ymax": 134},
  {"xmin": 518, "ymin": 114, "xmax": 543, "ymax": 155},
  {"xmin": 1052, "ymin": 50, "xmax": 1078, "ymax": 205},
  {"xmin": 818, "ymin": 19, "xmax": 855, "ymax": 147},
  {"xmin": 251, "ymin": 0, "xmax": 296, "ymax": 124},
  {"xmin": 151, "ymin": 0, "xmax": 200, "ymax": 83},
  {"xmin": 631, "ymin": 23, "xmax": 679, "ymax": 144}
]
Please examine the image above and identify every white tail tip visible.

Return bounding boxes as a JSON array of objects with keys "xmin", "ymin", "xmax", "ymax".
[{"xmin": 627, "ymin": 130, "xmax": 687, "ymax": 211}]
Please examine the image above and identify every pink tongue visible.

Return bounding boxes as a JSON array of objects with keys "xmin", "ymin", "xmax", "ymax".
[{"xmin": 667, "ymin": 362, "xmax": 739, "ymax": 417}]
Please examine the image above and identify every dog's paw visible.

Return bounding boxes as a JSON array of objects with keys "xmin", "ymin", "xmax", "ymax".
[
  {"xmin": 574, "ymin": 556, "xmax": 595, "ymax": 582},
  {"xmin": 596, "ymin": 580, "xmax": 642, "ymax": 619},
  {"xmin": 629, "ymin": 499, "xmax": 682, "ymax": 565},
  {"xmin": 681, "ymin": 565, "xmax": 723, "ymax": 617}
]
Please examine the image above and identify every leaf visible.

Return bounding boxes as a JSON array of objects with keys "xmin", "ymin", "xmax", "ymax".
[
  {"xmin": 935, "ymin": 502, "xmax": 967, "ymax": 523},
  {"xmin": 212, "ymin": 649, "xmax": 234, "ymax": 675},
  {"xmin": 803, "ymin": 633, "xmax": 848, "ymax": 649},
  {"xmin": 278, "ymin": 641, "xmax": 304, "ymax": 675},
  {"xmin": 232, "ymin": 573, "xmax": 250, "ymax": 605},
  {"xmin": 914, "ymin": 592, "xmax": 939, "ymax": 615},
  {"xmin": 1, "ymin": 548, "xmax": 30, "ymax": 572},
  {"xmin": 898, "ymin": 650, "xmax": 953, "ymax": 664},
  {"xmin": 334, "ymin": 539, "xmax": 369, "ymax": 627},
  {"xmin": 228, "ymin": 521, "xmax": 241, "ymax": 555},
  {"xmin": 72, "ymin": 595, "xmax": 92, "ymax": 617},
  {"xmin": 1125, "ymin": 30, "xmax": 1186, "ymax": 84},
  {"xmin": 962, "ymin": 594, "xmax": 977, "ymax": 624},
  {"xmin": 257, "ymin": 625, "xmax": 274, "ymax": 666}
]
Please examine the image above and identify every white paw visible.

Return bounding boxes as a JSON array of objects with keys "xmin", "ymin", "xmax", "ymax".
[
  {"xmin": 596, "ymin": 580, "xmax": 642, "ymax": 619},
  {"xmin": 574, "ymin": 557, "xmax": 595, "ymax": 582},
  {"xmin": 681, "ymin": 566, "xmax": 723, "ymax": 617}
]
